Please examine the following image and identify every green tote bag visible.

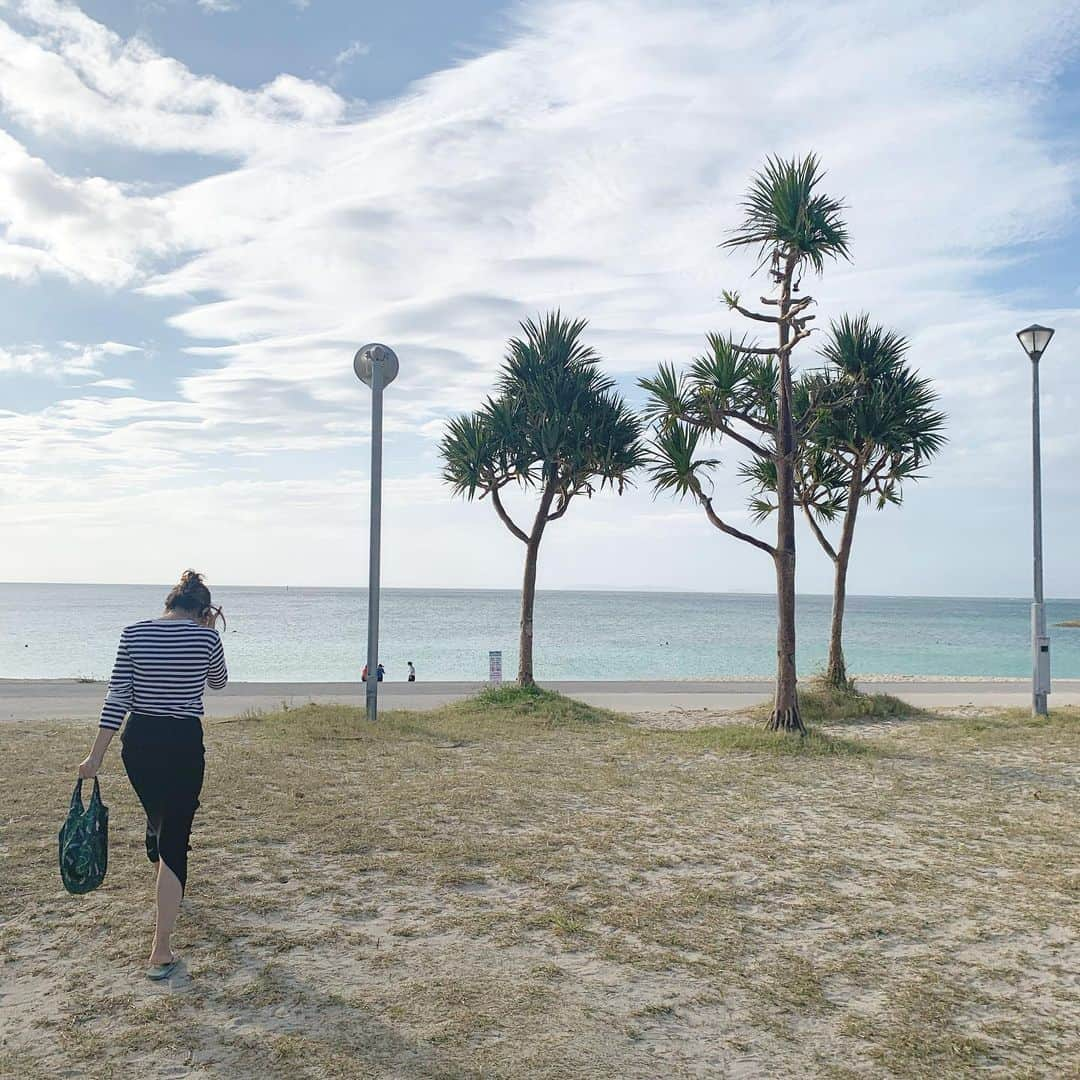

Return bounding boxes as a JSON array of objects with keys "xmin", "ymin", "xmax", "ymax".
[{"xmin": 58, "ymin": 778, "xmax": 109, "ymax": 894}]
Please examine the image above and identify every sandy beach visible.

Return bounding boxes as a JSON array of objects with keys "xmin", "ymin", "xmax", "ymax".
[{"xmin": 5, "ymin": 676, "xmax": 1080, "ymax": 722}]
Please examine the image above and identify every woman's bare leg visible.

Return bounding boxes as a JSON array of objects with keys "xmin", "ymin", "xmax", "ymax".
[{"xmin": 150, "ymin": 860, "xmax": 183, "ymax": 964}]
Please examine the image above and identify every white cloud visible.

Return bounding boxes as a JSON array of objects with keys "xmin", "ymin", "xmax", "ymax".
[
  {"xmin": 197, "ymin": 0, "xmax": 235, "ymax": 12},
  {"xmin": 327, "ymin": 38, "xmax": 370, "ymax": 87},
  {"xmin": 0, "ymin": 0, "xmax": 344, "ymax": 156},
  {"xmin": 334, "ymin": 40, "xmax": 369, "ymax": 67},
  {"xmin": 90, "ymin": 377, "xmax": 136, "ymax": 389},
  {"xmin": 0, "ymin": 0, "xmax": 1079, "ymax": 592},
  {"xmin": 0, "ymin": 340, "xmax": 140, "ymax": 378},
  {"xmin": 0, "ymin": 130, "xmax": 176, "ymax": 285}
]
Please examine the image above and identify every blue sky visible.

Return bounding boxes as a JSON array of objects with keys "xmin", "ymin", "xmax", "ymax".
[{"xmin": 1, "ymin": 0, "xmax": 1079, "ymax": 597}]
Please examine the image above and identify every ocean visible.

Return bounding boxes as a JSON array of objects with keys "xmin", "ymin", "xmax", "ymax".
[{"xmin": 2, "ymin": 583, "xmax": 1080, "ymax": 682}]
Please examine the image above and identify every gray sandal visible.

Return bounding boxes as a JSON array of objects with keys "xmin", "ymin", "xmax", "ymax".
[{"xmin": 146, "ymin": 957, "xmax": 180, "ymax": 981}]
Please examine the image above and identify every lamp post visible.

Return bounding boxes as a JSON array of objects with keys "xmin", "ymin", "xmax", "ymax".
[
  {"xmin": 1016, "ymin": 324, "xmax": 1054, "ymax": 716},
  {"xmin": 354, "ymin": 343, "xmax": 400, "ymax": 721}
]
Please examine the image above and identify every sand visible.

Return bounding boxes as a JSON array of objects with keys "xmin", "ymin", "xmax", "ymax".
[{"xmin": 1, "ymin": 698, "xmax": 1078, "ymax": 1078}]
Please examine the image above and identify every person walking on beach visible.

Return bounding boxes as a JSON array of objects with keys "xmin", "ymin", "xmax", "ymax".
[
  {"xmin": 76, "ymin": 570, "xmax": 228, "ymax": 981},
  {"xmin": 407, "ymin": 661, "xmax": 416, "ymax": 683},
  {"xmin": 377, "ymin": 662, "xmax": 385, "ymax": 682}
]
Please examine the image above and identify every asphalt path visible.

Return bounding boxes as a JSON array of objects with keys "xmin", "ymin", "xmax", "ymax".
[{"xmin": 5, "ymin": 678, "xmax": 1080, "ymax": 721}]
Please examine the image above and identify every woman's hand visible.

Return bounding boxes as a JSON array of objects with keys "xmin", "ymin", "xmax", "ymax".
[
  {"xmin": 77, "ymin": 754, "xmax": 102, "ymax": 779},
  {"xmin": 79, "ymin": 728, "xmax": 115, "ymax": 779}
]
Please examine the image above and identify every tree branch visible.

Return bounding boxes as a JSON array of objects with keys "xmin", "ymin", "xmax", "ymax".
[
  {"xmin": 666, "ymin": 409, "xmax": 773, "ymax": 457},
  {"xmin": 731, "ymin": 328, "xmax": 810, "ymax": 357},
  {"xmin": 728, "ymin": 303, "xmax": 780, "ymax": 324},
  {"xmin": 724, "ymin": 409, "xmax": 775, "ymax": 435},
  {"xmin": 490, "ymin": 485, "xmax": 529, "ymax": 544},
  {"xmin": 801, "ymin": 502, "xmax": 838, "ymax": 562},
  {"xmin": 547, "ymin": 488, "xmax": 577, "ymax": 522},
  {"xmin": 718, "ymin": 423, "xmax": 774, "ymax": 461},
  {"xmin": 730, "ymin": 296, "xmax": 814, "ymax": 324},
  {"xmin": 698, "ymin": 491, "xmax": 776, "ymax": 556}
]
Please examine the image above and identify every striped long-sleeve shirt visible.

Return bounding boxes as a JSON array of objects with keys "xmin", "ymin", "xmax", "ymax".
[{"xmin": 99, "ymin": 619, "xmax": 229, "ymax": 731}]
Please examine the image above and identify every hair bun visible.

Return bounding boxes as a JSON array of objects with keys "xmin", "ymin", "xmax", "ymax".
[
  {"xmin": 165, "ymin": 570, "xmax": 217, "ymax": 621},
  {"xmin": 178, "ymin": 569, "xmax": 204, "ymax": 594}
]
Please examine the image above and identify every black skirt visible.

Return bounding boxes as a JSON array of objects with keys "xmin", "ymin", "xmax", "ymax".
[{"xmin": 120, "ymin": 713, "xmax": 205, "ymax": 893}]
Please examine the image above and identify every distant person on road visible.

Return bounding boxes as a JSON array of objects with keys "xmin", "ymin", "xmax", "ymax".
[
  {"xmin": 377, "ymin": 663, "xmax": 385, "ymax": 682},
  {"xmin": 75, "ymin": 570, "xmax": 228, "ymax": 982},
  {"xmin": 407, "ymin": 661, "xmax": 416, "ymax": 683}
]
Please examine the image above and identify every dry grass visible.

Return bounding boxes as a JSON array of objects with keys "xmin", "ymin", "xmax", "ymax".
[
  {"xmin": 2, "ymin": 689, "xmax": 1077, "ymax": 1078},
  {"xmin": 749, "ymin": 679, "xmax": 926, "ymax": 727}
]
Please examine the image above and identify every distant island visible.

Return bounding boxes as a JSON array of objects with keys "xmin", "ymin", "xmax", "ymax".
[{"xmin": 1055, "ymin": 620, "xmax": 1080, "ymax": 628}]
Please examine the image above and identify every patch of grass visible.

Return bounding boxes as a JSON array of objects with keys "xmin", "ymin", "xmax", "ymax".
[
  {"xmin": 5, "ymin": 696, "xmax": 1078, "ymax": 1077},
  {"xmin": 664, "ymin": 722, "xmax": 878, "ymax": 756},
  {"xmin": 844, "ymin": 972, "xmax": 992, "ymax": 1075},
  {"xmin": 750, "ymin": 680, "xmax": 923, "ymax": 726},
  {"xmin": 460, "ymin": 683, "xmax": 621, "ymax": 727},
  {"xmin": 916, "ymin": 706, "xmax": 1080, "ymax": 747}
]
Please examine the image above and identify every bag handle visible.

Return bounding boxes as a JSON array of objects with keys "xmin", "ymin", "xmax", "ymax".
[
  {"xmin": 87, "ymin": 777, "xmax": 103, "ymax": 810},
  {"xmin": 70, "ymin": 779, "xmax": 85, "ymax": 812}
]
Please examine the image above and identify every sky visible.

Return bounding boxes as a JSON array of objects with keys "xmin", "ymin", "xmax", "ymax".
[{"xmin": 1, "ymin": 0, "xmax": 1079, "ymax": 598}]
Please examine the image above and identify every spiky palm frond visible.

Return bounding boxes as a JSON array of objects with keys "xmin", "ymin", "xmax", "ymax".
[
  {"xmin": 555, "ymin": 388, "xmax": 646, "ymax": 496},
  {"xmin": 440, "ymin": 412, "xmax": 498, "ymax": 500},
  {"xmin": 646, "ymin": 422, "xmax": 719, "ymax": 501},
  {"xmin": 798, "ymin": 447, "xmax": 849, "ymax": 521},
  {"xmin": 799, "ymin": 318, "xmax": 949, "ymax": 513},
  {"xmin": 722, "ymin": 153, "xmax": 851, "ymax": 275},
  {"xmin": 440, "ymin": 311, "xmax": 644, "ymax": 520},
  {"xmin": 737, "ymin": 457, "xmax": 777, "ymax": 522},
  {"xmin": 638, "ymin": 362, "xmax": 690, "ymax": 426},
  {"xmin": 688, "ymin": 333, "xmax": 749, "ymax": 396},
  {"xmin": 497, "ymin": 311, "xmax": 602, "ymax": 394},
  {"xmin": 820, "ymin": 313, "xmax": 908, "ymax": 381}
]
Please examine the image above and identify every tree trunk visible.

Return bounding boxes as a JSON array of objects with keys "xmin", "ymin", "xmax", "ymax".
[
  {"xmin": 518, "ymin": 538, "xmax": 541, "ymax": 687},
  {"xmin": 824, "ymin": 475, "xmax": 862, "ymax": 689},
  {"xmin": 767, "ymin": 253, "xmax": 804, "ymax": 734},
  {"xmin": 769, "ymin": 541, "xmax": 803, "ymax": 732},
  {"xmin": 517, "ymin": 482, "xmax": 557, "ymax": 687}
]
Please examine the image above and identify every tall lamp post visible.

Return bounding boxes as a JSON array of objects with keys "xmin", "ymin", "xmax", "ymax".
[
  {"xmin": 1016, "ymin": 324, "xmax": 1054, "ymax": 716},
  {"xmin": 354, "ymin": 343, "xmax": 400, "ymax": 721}
]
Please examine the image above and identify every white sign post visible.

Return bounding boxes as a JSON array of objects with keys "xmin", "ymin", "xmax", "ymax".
[{"xmin": 488, "ymin": 650, "xmax": 503, "ymax": 685}]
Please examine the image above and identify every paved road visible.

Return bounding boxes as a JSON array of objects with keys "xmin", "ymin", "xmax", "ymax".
[{"xmin": 4, "ymin": 678, "xmax": 1079, "ymax": 721}]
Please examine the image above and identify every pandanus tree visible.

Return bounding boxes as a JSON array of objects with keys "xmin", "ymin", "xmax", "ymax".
[
  {"xmin": 743, "ymin": 315, "xmax": 948, "ymax": 688},
  {"xmin": 440, "ymin": 312, "xmax": 644, "ymax": 687},
  {"xmin": 641, "ymin": 154, "xmax": 850, "ymax": 733}
]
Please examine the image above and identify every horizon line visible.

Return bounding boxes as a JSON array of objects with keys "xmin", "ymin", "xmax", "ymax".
[{"xmin": 2, "ymin": 580, "xmax": 1079, "ymax": 605}]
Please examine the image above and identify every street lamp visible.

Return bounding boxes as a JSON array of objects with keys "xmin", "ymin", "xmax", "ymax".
[
  {"xmin": 354, "ymin": 343, "xmax": 399, "ymax": 721},
  {"xmin": 1016, "ymin": 324, "xmax": 1054, "ymax": 716}
]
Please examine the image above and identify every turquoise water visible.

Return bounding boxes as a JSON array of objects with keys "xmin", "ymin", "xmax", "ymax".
[{"xmin": 2, "ymin": 583, "xmax": 1079, "ymax": 682}]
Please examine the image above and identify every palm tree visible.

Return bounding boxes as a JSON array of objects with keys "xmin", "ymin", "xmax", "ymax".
[
  {"xmin": 744, "ymin": 315, "xmax": 948, "ymax": 688},
  {"xmin": 440, "ymin": 312, "xmax": 644, "ymax": 686},
  {"xmin": 642, "ymin": 154, "xmax": 849, "ymax": 733}
]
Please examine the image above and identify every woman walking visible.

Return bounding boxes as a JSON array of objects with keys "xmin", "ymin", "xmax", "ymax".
[{"xmin": 77, "ymin": 570, "xmax": 228, "ymax": 980}]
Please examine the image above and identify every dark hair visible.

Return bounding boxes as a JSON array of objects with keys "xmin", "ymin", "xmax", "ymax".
[{"xmin": 165, "ymin": 569, "xmax": 226, "ymax": 629}]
